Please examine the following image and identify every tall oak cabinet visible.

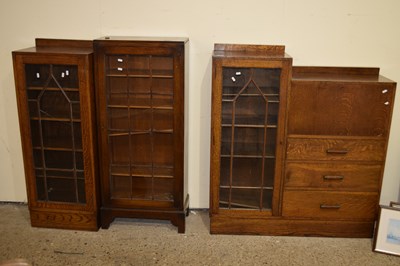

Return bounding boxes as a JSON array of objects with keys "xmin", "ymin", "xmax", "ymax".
[
  {"xmin": 12, "ymin": 39, "xmax": 99, "ymax": 230},
  {"xmin": 210, "ymin": 44, "xmax": 292, "ymax": 233},
  {"xmin": 94, "ymin": 37, "xmax": 189, "ymax": 233}
]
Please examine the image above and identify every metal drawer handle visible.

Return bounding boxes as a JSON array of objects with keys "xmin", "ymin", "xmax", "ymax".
[
  {"xmin": 320, "ymin": 204, "xmax": 341, "ymax": 209},
  {"xmin": 326, "ymin": 149, "xmax": 348, "ymax": 155},
  {"xmin": 323, "ymin": 175, "xmax": 344, "ymax": 181}
]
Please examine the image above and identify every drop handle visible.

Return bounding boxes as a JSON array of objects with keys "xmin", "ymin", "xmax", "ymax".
[
  {"xmin": 320, "ymin": 204, "xmax": 341, "ymax": 209},
  {"xmin": 323, "ymin": 175, "xmax": 344, "ymax": 181},
  {"xmin": 326, "ymin": 149, "xmax": 348, "ymax": 155}
]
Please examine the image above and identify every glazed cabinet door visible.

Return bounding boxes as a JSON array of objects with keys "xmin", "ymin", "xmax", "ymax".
[
  {"xmin": 211, "ymin": 58, "xmax": 290, "ymax": 217},
  {"xmin": 13, "ymin": 47, "xmax": 98, "ymax": 231},
  {"xmin": 95, "ymin": 38, "xmax": 187, "ymax": 233},
  {"xmin": 103, "ymin": 53, "xmax": 177, "ymax": 205}
]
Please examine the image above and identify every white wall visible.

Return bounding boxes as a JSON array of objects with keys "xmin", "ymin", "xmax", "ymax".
[{"xmin": 1, "ymin": 0, "xmax": 399, "ymax": 208}]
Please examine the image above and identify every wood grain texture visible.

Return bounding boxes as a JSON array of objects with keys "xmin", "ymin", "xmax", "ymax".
[
  {"xmin": 30, "ymin": 209, "xmax": 98, "ymax": 231},
  {"xmin": 210, "ymin": 215, "xmax": 374, "ymax": 237},
  {"xmin": 282, "ymin": 190, "xmax": 378, "ymax": 220},
  {"xmin": 214, "ymin": 43, "xmax": 285, "ymax": 55},
  {"xmin": 286, "ymin": 137, "xmax": 386, "ymax": 161},
  {"xmin": 285, "ymin": 162, "xmax": 382, "ymax": 191},
  {"xmin": 288, "ymin": 81, "xmax": 395, "ymax": 137}
]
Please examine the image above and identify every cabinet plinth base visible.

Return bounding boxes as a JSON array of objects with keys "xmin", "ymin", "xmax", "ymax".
[
  {"xmin": 210, "ymin": 215, "xmax": 374, "ymax": 237},
  {"xmin": 29, "ymin": 209, "xmax": 99, "ymax": 231},
  {"xmin": 101, "ymin": 207, "xmax": 187, "ymax": 233}
]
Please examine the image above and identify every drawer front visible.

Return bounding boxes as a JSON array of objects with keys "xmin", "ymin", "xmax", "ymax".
[
  {"xmin": 282, "ymin": 191, "xmax": 378, "ymax": 220},
  {"xmin": 286, "ymin": 137, "xmax": 386, "ymax": 161},
  {"xmin": 285, "ymin": 162, "xmax": 382, "ymax": 191}
]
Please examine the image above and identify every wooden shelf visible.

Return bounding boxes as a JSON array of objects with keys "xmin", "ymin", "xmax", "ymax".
[
  {"xmin": 33, "ymin": 146, "xmax": 83, "ymax": 152},
  {"xmin": 220, "ymin": 155, "xmax": 276, "ymax": 159},
  {"xmin": 222, "ymin": 98, "xmax": 279, "ymax": 103},
  {"xmin": 27, "ymin": 86, "xmax": 79, "ymax": 92},
  {"xmin": 108, "ymin": 129, "xmax": 173, "ymax": 137},
  {"xmin": 221, "ymin": 124, "xmax": 277, "ymax": 128},
  {"xmin": 220, "ymin": 186, "xmax": 273, "ymax": 190},
  {"xmin": 30, "ymin": 117, "xmax": 81, "ymax": 122},
  {"xmin": 106, "ymin": 74, "xmax": 173, "ymax": 79},
  {"xmin": 107, "ymin": 104, "xmax": 173, "ymax": 110}
]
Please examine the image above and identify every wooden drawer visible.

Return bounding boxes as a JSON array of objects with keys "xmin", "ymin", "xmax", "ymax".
[
  {"xmin": 285, "ymin": 162, "xmax": 382, "ymax": 191},
  {"xmin": 282, "ymin": 190, "xmax": 378, "ymax": 220},
  {"xmin": 286, "ymin": 137, "xmax": 386, "ymax": 161}
]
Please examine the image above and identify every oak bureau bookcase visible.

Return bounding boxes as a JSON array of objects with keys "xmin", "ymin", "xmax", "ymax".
[{"xmin": 209, "ymin": 43, "xmax": 397, "ymax": 237}]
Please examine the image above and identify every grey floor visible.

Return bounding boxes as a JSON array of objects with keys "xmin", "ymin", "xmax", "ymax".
[{"xmin": 1, "ymin": 203, "xmax": 400, "ymax": 266}]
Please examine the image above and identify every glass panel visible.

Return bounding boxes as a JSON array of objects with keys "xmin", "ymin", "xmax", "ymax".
[
  {"xmin": 106, "ymin": 54, "xmax": 175, "ymax": 203},
  {"xmin": 152, "ymin": 56, "xmax": 173, "ymax": 77},
  {"xmin": 112, "ymin": 175, "xmax": 131, "ymax": 198},
  {"xmin": 107, "ymin": 55, "xmax": 127, "ymax": 75},
  {"xmin": 153, "ymin": 94, "xmax": 173, "ymax": 108},
  {"xmin": 109, "ymin": 135, "xmax": 131, "ymax": 164},
  {"xmin": 262, "ymin": 189, "xmax": 273, "ymax": 210},
  {"xmin": 46, "ymin": 178, "xmax": 77, "ymax": 202},
  {"xmin": 128, "ymin": 77, "xmax": 151, "ymax": 94},
  {"xmin": 153, "ymin": 109, "xmax": 173, "ymax": 131},
  {"xmin": 25, "ymin": 65, "xmax": 50, "ymax": 87},
  {"xmin": 219, "ymin": 67, "xmax": 280, "ymax": 211},
  {"xmin": 128, "ymin": 56, "xmax": 150, "ymax": 76},
  {"xmin": 36, "ymin": 176, "xmax": 46, "ymax": 201},
  {"xmin": 152, "ymin": 78, "xmax": 173, "ymax": 95},
  {"xmin": 233, "ymin": 127, "xmax": 265, "ymax": 156},
  {"xmin": 153, "ymin": 178, "xmax": 174, "ymax": 201},
  {"xmin": 220, "ymin": 157, "xmax": 275, "ymax": 188},
  {"xmin": 130, "ymin": 133, "xmax": 152, "ymax": 165},
  {"xmin": 131, "ymin": 109, "xmax": 152, "ymax": 131},
  {"xmin": 220, "ymin": 188, "xmax": 261, "ymax": 209},
  {"xmin": 108, "ymin": 107, "xmax": 130, "ymax": 131},
  {"xmin": 131, "ymin": 177, "xmax": 152, "ymax": 199},
  {"xmin": 52, "ymin": 65, "xmax": 79, "ymax": 88},
  {"xmin": 153, "ymin": 133, "xmax": 174, "ymax": 165},
  {"xmin": 25, "ymin": 64, "xmax": 85, "ymax": 204},
  {"xmin": 30, "ymin": 121, "xmax": 82, "ymax": 150}
]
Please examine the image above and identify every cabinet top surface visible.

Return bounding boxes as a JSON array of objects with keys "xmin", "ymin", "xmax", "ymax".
[
  {"xmin": 292, "ymin": 66, "xmax": 396, "ymax": 84},
  {"xmin": 95, "ymin": 36, "xmax": 189, "ymax": 43},
  {"xmin": 13, "ymin": 46, "xmax": 93, "ymax": 55},
  {"xmin": 213, "ymin": 43, "xmax": 292, "ymax": 60}
]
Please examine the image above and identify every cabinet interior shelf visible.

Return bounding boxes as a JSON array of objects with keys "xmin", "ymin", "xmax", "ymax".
[
  {"xmin": 108, "ymin": 105, "xmax": 172, "ymax": 110},
  {"xmin": 219, "ymin": 201, "xmax": 266, "ymax": 209},
  {"xmin": 30, "ymin": 117, "xmax": 81, "ymax": 122},
  {"xmin": 108, "ymin": 129, "xmax": 173, "ymax": 137},
  {"xmin": 106, "ymin": 74, "xmax": 173, "ymax": 79},
  {"xmin": 110, "ymin": 163, "xmax": 174, "ymax": 179},
  {"xmin": 110, "ymin": 172, "xmax": 173, "ymax": 179},
  {"xmin": 220, "ymin": 186, "xmax": 273, "ymax": 190},
  {"xmin": 33, "ymin": 146, "xmax": 83, "ymax": 152},
  {"xmin": 220, "ymin": 155, "xmax": 275, "ymax": 159},
  {"xmin": 222, "ymin": 124, "xmax": 277, "ymax": 129},
  {"xmin": 35, "ymin": 166, "xmax": 83, "ymax": 172},
  {"xmin": 222, "ymin": 93, "xmax": 279, "ymax": 97},
  {"xmin": 222, "ymin": 99, "xmax": 279, "ymax": 103},
  {"xmin": 27, "ymin": 86, "xmax": 79, "ymax": 92}
]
